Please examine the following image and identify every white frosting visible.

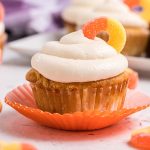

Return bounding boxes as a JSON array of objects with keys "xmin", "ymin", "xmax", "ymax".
[
  {"xmin": 62, "ymin": 0, "xmax": 148, "ymax": 28},
  {"xmin": 0, "ymin": 22, "xmax": 4, "ymax": 35},
  {"xmin": 31, "ymin": 30, "xmax": 128, "ymax": 83}
]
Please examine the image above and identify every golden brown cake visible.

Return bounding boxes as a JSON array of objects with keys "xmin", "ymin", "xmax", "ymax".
[{"xmin": 26, "ymin": 69, "xmax": 129, "ymax": 114}]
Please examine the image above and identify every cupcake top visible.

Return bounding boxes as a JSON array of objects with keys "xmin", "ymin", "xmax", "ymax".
[
  {"xmin": 0, "ymin": 3, "xmax": 5, "ymax": 35},
  {"xmin": 31, "ymin": 18, "xmax": 128, "ymax": 83},
  {"xmin": 62, "ymin": 0, "xmax": 148, "ymax": 28}
]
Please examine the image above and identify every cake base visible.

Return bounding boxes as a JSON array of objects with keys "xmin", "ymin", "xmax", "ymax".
[{"xmin": 26, "ymin": 69, "xmax": 129, "ymax": 114}]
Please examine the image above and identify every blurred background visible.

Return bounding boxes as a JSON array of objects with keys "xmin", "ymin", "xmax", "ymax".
[{"xmin": 1, "ymin": 0, "xmax": 69, "ymax": 41}]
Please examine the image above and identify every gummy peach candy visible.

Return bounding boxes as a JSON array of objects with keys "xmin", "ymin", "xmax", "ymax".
[
  {"xmin": 82, "ymin": 17, "xmax": 126, "ymax": 52},
  {"xmin": 0, "ymin": 142, "xmax": 37, "ymax": 150},
  {"xmin": 130, "ymin": 127, "xmax": 150, "ymax": 149}
]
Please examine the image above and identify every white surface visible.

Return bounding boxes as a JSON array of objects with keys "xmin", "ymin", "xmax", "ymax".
[{"xmin": 0, "ymin": 47, "xmax": 150, "ymax": 150}]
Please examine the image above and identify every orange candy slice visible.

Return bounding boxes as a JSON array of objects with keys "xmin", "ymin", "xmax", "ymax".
[
  {"xmin": 130, "ymin": 127, "xmax": 150, "ymax": 149},
  {"xmin": 82, "ymin": 17, "xmax": 126, "ymax": 52},
  {"xmin": 0, "ymin": 142, "xmax": 37, "ymax": 150}
]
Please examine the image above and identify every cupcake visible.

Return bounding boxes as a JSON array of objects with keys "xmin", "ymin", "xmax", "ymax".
[
  {"xmin": 26, "ymin": 17, "xmax": 129, "ymax": 114},
  {"xmin": 62, "ymin": 0, "xmax": 149, "ymax": 56},
  {"xmin": 124, "ymin": 0, "xmax": 150, "ymax": 57},
  {"xmin": 0, "ymin": 2, "xmax": 6, "ymax": 63}
]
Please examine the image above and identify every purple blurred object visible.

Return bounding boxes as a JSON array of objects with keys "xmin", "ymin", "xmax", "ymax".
[{"xmin": 1, "ymin": 0, "xmax": 70, "ymax": 40}]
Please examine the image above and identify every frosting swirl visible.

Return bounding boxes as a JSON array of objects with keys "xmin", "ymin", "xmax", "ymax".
[
  {"xmin": 31, "ymin": 30, "xmax": 128, "ymax": 83},
  {"xmin": 62, "ymin": 0, "xmax": 148, "ymax": 28}
]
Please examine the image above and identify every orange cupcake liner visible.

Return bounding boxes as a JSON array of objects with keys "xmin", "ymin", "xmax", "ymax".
[{"xmin": 5, "ymin": 84, "xmax": 150, "ymax": 131}]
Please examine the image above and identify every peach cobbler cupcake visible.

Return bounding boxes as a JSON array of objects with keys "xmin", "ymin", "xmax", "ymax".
[
  {"xmin": 62, "ymin": 0, "xmax": 149, "ymax": 56},
  {"xmin": 26, "ymin": 18, "xmax": 129, "ymax": 114}
]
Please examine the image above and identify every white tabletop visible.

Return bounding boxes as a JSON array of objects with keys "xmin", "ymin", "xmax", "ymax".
[{"xmin": 0, "ymin": 47, "xmax": 150, "ymax": 150}]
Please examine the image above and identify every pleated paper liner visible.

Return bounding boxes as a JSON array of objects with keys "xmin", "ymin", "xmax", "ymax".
[{"xmin": 5, "ymin": 84, "xmax": 150, "ymax": 131}]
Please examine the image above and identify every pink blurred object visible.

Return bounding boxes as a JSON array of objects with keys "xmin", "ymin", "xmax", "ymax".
[
  {"xmin": 1, "ymin": 0, "xmax": 69, "ymax": 40},
  {"xmin": 128, "ymin": 69, "xmax": 139, "ymax": 89}
]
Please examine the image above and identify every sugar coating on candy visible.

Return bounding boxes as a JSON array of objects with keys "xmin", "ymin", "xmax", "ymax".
[
  {"xmin": 0, "ymin": 3, "xmax": 4, "ymax": 21},
  {"xmin": 130, "ymin": 127, "xmax": 150, "ymax": 149},
  {"xmin": 107, "ymin": 18, "xmax": 126, "ymax": 52},
  {"xmin": 82, "ymin": 18, "xmax": 107, "ymax": 39},
  {"xmin": 82, "ymin": 17, "xmax": 126, "ymax": 52}
]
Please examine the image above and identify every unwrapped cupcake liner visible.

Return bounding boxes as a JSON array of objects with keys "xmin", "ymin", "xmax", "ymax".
[
  {"xmin": 30, "ymin": 79, "xmax": 128, "ymax": 114},
  {"xmin": 5, "ymin": 84, "xmax": 150, "ymax": 131}
]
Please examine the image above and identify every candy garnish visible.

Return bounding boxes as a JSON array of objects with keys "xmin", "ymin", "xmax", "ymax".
[
  {"xmin": 130, "ymin": 127, "xmax": 150, "ymax": 149},
  {"xmin": 0, "ymin": 142, "xmax": 37, "ymax": 150},
  {"xmin": 82, "ymin": 17, "xmax": 126, "ymax": 52}
]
